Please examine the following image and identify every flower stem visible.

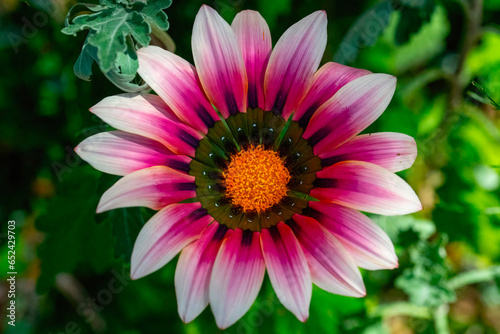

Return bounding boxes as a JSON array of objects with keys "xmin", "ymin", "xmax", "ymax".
[{"xmin": 448, "ymin": 265, "xmax": 500, "ymax": 290}]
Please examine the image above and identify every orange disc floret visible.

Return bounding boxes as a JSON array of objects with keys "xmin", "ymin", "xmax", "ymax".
[{"xmin": 223, "ymin": 145, "xmax": 291, "ymax": 212}]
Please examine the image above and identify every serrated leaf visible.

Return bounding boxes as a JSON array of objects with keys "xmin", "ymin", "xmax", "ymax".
[
  {"xmin": 63, "ymin": 0, "xmax": 171, "ymax": 90},
  {"xmin": 87, "ymin": 10, "xmax": 150, "ymax": 71},
  {"xmin": 141, "ymin": 0, "xmax": 172, "ymax": 30}
]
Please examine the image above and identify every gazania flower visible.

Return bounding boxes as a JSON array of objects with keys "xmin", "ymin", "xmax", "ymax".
[{"xmin": 75, "ymin": 5, "xmax": 422, "ymax": 329}]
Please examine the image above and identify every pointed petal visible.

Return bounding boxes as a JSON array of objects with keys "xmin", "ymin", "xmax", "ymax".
[
  {"xmin": 97, "ymin": 166, "xmax": 196, "ymax": 213},
  {"xmin": 131, "ymin": 203, "xmax": 212, "ymax": 279},
  {"xmin": 264, "ymin": 11, "xmax": 327, "ymax": 117},
  {"xmin": 290, "ymin": 214, "xmax": 366, "ymax": 296},
  {"xmin": 75, "ymin": 131, "xmax": 191, "ymax": 176},
  {"xmin": 90, "ymin": 93, "xmax": 202, "ymax": 156},
  {"xmin": 175, "ymin": 223, "xmax": 232, "ymax": 323},
  {"xmin": 209, "ymin": 229, "xmax": 265, "ymax": 329},
  {"xmin": 137, "ymin": 46, "xmax": 218, "ymax": 133},
  {"xmin": 232, "ymin": 10, "xmax": 271, "ymax": 109},
  {"xmin": 260, "ymin": 223, "xmax": 311, "ymax": 322},
  {"xmin": 293, "ymin": 62, "xmax": 370, "ymax": 128},
  {"xmin": 192, "ymin": 5, "xmax": 247, "ymax": 117},
  {"xmin": 311, "ymin": 161, "xmax": 422, "ymax": 215},
  {"xmin": 309, "ymin": 202, "xmax": 398, "ymax": 270},
  {"xmin": 320, "ymin": 132, "xmax": 418, "ymax": 172},
  {"xmin": 303, "ymin": 74, "xmax": 397, "ymax": 155}
]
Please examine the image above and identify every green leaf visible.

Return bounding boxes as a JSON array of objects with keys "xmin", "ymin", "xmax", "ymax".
[
  {"xmin": 115, "ymin": 38, "xmax": 139, "ymax": 76},
  {"xmin": 395, "ymin": 235, "xmax": 456, "ymax": 308},
  {"xmin": 107, "ymin": 208, "xmax": 145, "ymax": 262},
  {"xmin": 73, "ymin": 33, "xmax": 98, "ymax": 81},
  {"xmin": 96, "ymin": 174, "xmax": 151, "ymax": 262},
  {"xmin": 141, "ymin": 0, "xmax": 172, "ymax": 31},
  {"xmin": 62, "ymin": 0, "xmax": 172, "ymax": 90},
  {"xmin": 471, "ymin": 79, "xmax": 500, "ymax": 110},
  {"xmin": 334, "ymin": 0, "xmax": 395, "ymax": 64},
  {"xmin": 35, "ymin": 166, "xmax": 117, "ymax": 293},
  {"xmin": 395, "ymin": 0, "xmax": 436, "ymax": 45}
]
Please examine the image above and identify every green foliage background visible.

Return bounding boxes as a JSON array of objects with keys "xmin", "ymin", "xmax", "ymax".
[{"xmin": 1, "ymin": 0, "xmax": 500, "ymax": 333}]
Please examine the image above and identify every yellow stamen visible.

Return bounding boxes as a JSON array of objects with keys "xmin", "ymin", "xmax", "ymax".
[{"xmin": 223, "ymin": 145, "xmax": 290, "ymax": 212}]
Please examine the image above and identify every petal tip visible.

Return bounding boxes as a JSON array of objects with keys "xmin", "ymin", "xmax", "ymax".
[{"xmin": 96, "ymin": 197, "xmax": 109, "ymax": 214}]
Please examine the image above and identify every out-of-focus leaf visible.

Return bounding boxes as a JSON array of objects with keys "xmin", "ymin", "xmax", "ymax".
[
  {"xmin": 396, "ymin": 235, "xmax": 456, "ymax": 308},
  {"xmin": 372, "ymin": 215, "xmax": 436, "ymax": 247},
  {"xmin": 96, "ymin": 174, "xmax": 149, "ymax": 262},
  {"xmin": 393, "ymin": 5, "xmax": 449, "ymax": 73},
  {"xmin": 395, "ymin": 0, "xmax": 436, "ymax": 45},
  {"xmin": 107, "ymin": 208, "xmax": 145, "ymax": 262},
  {"xmin": 256, "ymin": 0, "xmax": 292, "ymax": 30},
  {"xmin": 334, "ymin": 0, "xmax": 395, "ymax": 64},
  {"xmin": 35, "ymin": 166, "xmax": 116, "ymax": 293}
]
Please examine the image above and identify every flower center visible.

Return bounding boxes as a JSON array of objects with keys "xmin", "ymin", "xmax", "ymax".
[{"xmin": 223, "ymin": 145, "xmax": 290, "ymax": 212}]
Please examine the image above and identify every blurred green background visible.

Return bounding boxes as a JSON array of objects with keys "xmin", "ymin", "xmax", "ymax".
[{"xmin": 1, "ymin": 0, "xmax": 500, "ymax": 333}]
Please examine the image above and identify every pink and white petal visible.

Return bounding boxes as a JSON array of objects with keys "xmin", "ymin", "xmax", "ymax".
[
  {"xmin": 175, "ymin": 223, "xmax": 232, "ymax": 323},
  {"xmin": 97, "ymin": 166, "xmax": 196, "ymax": 213},
  {"xmin": 311, "ymin": 161, "xmax": 422, "ymax": 215},
  {"xmin": 192, "ymin": 5, "xmax": 247, "ymax": 117},
  {"xmin": 290, "ymin": 214, "xmax": 366, "ymax": 296},
  {"xmin": 91, "ymin": 93, "xmax": 202, "ymax": 156},
  {"xmin": 260, "ymin": 223, "xmax": 311, "ymax": 322},
  {"xmin": 303, "ymin": 74, "xmax": 396, "ymax": 155},
  {"xmin": 319, "ymin": 132, "xmax": 417, "ymax": 172},
  {"xmin": 264, "ymin": 11, "xmax": 327, "ymax": 118},
  {"xmin": 131, "ymin": 203, "xmax": 212, "ymax": 279},
  {"xmin": 293, "ymin": 62, "xmax": 371, "ymax": 127},
  {"xmin": 75, "ymin": 131, "xmax": 191, "ymax": 176},
  {"xmin": 137, "ymin": 46, "xmax": 218, "ymax": 133},
  {"xmin": 309, "ymin": 202, "xmax": 398, "ymax": 270},
  {"xmin": 209, "ymin": 229, "xmax": 265, "ymax": 329},
  {"xmin": 232, "ymin": 10, "xmax": 271, "ymax": 109}
]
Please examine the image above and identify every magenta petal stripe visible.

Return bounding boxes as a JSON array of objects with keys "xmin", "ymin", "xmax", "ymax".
[
  {"xmin": 232, "ymin": 10, "xmax": 272, "ymax": 109},
  {"xmin": 290, "ymin": 215, "xmax": 366, "ymax": 297},
  {"xmin": 131, "ymin": 203, "xmax": 212, "ymax": 279},
  {"xmin": 137, "ymin": 46, "xmax": 218, "ymax": 133},
  {"xmin": 264, "ymin": 11, "xmax": 327, "ymax": 118},
  {"xmin": 209, "ymin": 229, "xmax": 265, "ymax": 329},
  {"xmin": 192, "ymin": 5, "xmax": 248, "ymax": 117},
  {"xmin": 74, "ymin": 5, "xmax": 423, "ymax": 328},
  {"xmin": 309, "ymin": 202, "xmax": 398, "ymax": 270},
  {"xmin": 319, "ymin": 132, "xmax": 418, "ymax": 172},
  {"xmin": 175, "ymin": 223, "xmax": 232, "ymax": 323},
  {"xmin": 293, "ymin": 62, "xmax": 371, "ymax": 128},
  {"xmin": 90, "ymin": 94, "xmax": 202, "ymax": 156},
  {"xmin": 303, "ymin": 73, "xmax": 396, "ymax": 155},
  {"xmin": 75, "ymin": 131, "xmax": 191, "ymax": 176},
  {"xmin": 311, "ymin": 161, "xmax": 422, "ymax": 215},
  {"xmin": 97, "ymin": 166, "xmax": 196, "ymax": 213},
  {"xmin": 260, "ymin": 222, "xmax": 312, "ymax": 322}
]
